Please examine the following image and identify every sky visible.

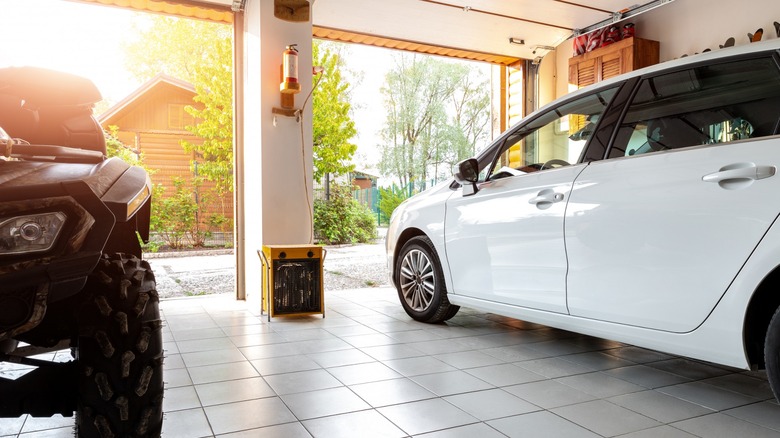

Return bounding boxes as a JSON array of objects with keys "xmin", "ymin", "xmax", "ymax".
[
  {"xmin": 1, "ymin": 0, "xmax": 142, "ymax": 103},
  {"xmin": 0, "ymin": 0, "xmax": 488, "ymax": 175}
]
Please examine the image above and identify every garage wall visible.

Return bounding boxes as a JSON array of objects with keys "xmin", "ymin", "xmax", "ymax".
[{"xmin": 547, "ymin": 0, "xmax": 780, "ymax": 106}]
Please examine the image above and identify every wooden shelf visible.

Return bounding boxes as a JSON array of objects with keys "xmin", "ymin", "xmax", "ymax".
[{"xmin": 569, "ymin": 37, "xmax": 659, "ymax": 88}]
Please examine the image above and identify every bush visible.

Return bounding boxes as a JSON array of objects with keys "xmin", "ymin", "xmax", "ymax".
[
  {"xmin": 314, "ymin": 183, "xmax": 377, "ymax": 245},
  {"xmin": 378, "ymin": 186, "xmax": 409, "ymax": 223},
  {"xmin": 150, "ymin": 179, "xmax": 198, "ymax": 249}
]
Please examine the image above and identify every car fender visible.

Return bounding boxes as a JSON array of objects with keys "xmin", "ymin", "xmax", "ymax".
[{"xmin": 386, "ymin": 182, "xmax": 456, "ymax": 289}]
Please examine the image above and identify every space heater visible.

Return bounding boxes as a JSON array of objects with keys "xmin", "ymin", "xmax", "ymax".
[{"xmin": 257, "ymin": 245, "xmax": 325, "ymax": 321}]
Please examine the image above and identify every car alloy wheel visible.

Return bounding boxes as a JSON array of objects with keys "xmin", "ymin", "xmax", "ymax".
[
  {"xmin": 395, "ymin": 236, "xmax": 459, "ymax": 323},
  {"xmin": 400, "ymin": 248, "xmax": 436, "ymax": 312}
]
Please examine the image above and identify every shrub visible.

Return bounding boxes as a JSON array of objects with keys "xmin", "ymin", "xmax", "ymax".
[
  {"xmin": 150, "ymin": 178, "xmax": 197, "ymax": 249},
  {"xmin": 314, "ymin": 183, "xmax": 377, "ymax": 244},
  {"xmin": 378, "ymin": 186, "xmax": 409, "ymax": 223}
]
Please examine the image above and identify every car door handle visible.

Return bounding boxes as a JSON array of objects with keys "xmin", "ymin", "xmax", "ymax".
[
  {"xmin": 529, "ymin": 191, "xmax": 564, "ymax": 206},
  {"xmin": 702, "ymin": 164, "xmax": 776, "ymax": 183}
]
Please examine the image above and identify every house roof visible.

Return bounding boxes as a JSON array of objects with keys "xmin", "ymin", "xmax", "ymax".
[
  {"xmin": 351, "ymin": 169, "xmax": 380, "ymax": 179},
  {"xmin": 98, "ymin": 73, "xmax": 196, "ymax": 124}
]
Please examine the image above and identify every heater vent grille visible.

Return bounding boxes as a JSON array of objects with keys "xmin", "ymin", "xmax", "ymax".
[{"xmin": 271, "ymin": 258, "xmax": 322, "ymax": 314}]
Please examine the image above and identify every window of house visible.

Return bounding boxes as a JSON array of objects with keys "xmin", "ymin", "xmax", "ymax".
[
  {"xmin": 168, "ymin": 104, "xmax": 194, "ymax": 130},
  {"xmin": 609, "ymin": 56, "xmax": 780, "ymax": 158}
]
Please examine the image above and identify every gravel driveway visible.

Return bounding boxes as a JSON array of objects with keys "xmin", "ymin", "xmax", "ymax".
[{"xmin": 147, "ymin": 240, "xmax": 390, "ymax": 299}]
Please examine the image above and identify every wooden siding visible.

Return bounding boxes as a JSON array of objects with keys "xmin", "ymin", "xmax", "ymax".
[
  {"xmin": 106, "ymin": 83, "xmax": 197, "ymax": 133},
  {"xmin": 137, "ymin": 132, "xmax": 234, "ymax": 227},
  {"xmin": 101, "ymin": 79, "xmax": 234, "ymax": 235}
]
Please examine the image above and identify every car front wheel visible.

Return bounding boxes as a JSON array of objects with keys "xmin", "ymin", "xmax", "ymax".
[{"xmin": 396, "ymin": 236, "xmax": 459, "ymax": 323}]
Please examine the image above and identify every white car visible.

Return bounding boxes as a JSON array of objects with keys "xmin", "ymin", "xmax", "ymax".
[{"xmin": 386, "ymin": 38, "xmax": 780, "ymax": 400}]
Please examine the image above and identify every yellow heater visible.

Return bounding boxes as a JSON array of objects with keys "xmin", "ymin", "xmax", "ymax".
[{"xmin": 257, "ymin": 245, "xmax": 325, "ymax": 321}]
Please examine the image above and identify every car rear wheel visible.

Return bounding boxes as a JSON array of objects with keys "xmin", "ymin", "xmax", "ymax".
[
  {"xmin": 396, "ymin": 236, "xmax": 459, "ymax": 323},
  {"xmin": 765, "ymin": 306, "xmax": 780, "ymax": 402},
  {"xmin": 76, "ymin": 254, "xmax": 164, "ymax": 438}
]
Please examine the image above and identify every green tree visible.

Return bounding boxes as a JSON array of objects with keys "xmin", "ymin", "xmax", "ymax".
[
  {"xmin": 378, "ymin": 54, "xmax": 490, "ymax": 187},
  {"xmin": 181, "ymin": 35, "xmax": 233, "ymax": 195},
  {"xmin": 124, "ymin": 16, "xmax": 231, "ymax": 83},
  {"xmin": 446, "ymin": 71, "xmax": 491, "ymax": 169},
  {"xmin": 124, "ymin": 16, "xmax": 234, "ymax": 191},
  {"xmin": 312, "ymin": 41, "xmax": 357, "ymax": 181}
]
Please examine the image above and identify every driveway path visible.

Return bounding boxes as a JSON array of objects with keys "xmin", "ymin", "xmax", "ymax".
[{"xmin": 148, "ymin": 240, "xmax": 389, "ymax": 299}]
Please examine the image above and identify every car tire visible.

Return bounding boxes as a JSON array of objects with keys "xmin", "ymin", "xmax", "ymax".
[
  {"xmin": 396, "ymin": 236, "xmax": 459, "ymax": 323},
  {"xmin": 765, "ymin": 306, "xmax": 780, "ymax": 402},
  {"xmin": 76, "ymin": 254, "xmax": 164, "ymax": 438}
]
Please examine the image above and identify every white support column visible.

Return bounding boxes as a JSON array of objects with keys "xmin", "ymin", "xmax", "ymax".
[{"xmin": 235, "ymin": 0, "xmax": 314, "ymax": 309}]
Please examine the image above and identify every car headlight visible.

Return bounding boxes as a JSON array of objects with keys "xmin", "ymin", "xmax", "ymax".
[{"xmin": 0, "ymin": 212, "xmax": 67, "ymax": 255}]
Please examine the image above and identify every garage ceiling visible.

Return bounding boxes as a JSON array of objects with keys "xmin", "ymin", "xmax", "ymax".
[{"xmin": 75, "ymin": 0, "xmax": 668, "ymax": 64}]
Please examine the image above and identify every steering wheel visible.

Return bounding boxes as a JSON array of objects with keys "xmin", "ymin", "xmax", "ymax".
[{"xmin": 539, "ymin": 159, "xmax": 570, "ymax": 170}]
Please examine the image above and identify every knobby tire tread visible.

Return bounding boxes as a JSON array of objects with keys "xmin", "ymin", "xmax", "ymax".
[{"xmin": 77, "ymin": 254, "xmax": 163, "ymax": 438}]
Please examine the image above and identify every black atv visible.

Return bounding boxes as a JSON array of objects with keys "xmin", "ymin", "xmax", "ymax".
[{"xmin": 0, "ymin": 67, "xmax": 163, "ymax": 437}]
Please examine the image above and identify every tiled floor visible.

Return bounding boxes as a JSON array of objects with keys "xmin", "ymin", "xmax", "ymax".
[{"xmin": 3, "ymin": 287, "xmax": 780, "ymax": 437}]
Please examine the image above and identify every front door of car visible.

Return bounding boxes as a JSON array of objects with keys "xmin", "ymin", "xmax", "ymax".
[
  {"xmin": 445, "ymin": 165, "xmax": 585, "ymax": 313},
  {"xmin": 565, "ymin": 56, "xmax": 780, "ymax": 332},
  {"xmin": 444, "ymin": 86, "xmax": 620, "ymax": 313}
]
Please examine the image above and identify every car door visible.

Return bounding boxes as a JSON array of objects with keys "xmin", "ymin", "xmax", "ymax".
[
  {"xmin": 444, "ymin": 86, "xmax": 619, "ymax": 314},
  {"xmin": 565, "ymin": 55, "xmax": 780, "ymax": 332}
]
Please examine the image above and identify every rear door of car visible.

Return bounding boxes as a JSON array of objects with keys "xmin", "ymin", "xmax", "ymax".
[{"xmin": 565, "ymin": 53, "xmax": 780, "ymax": 332}]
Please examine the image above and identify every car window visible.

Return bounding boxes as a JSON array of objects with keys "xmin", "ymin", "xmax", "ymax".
[
  {"xmin": 610, "ymin": 56, "xmax": 780, "ymax": 158},
  {"xmin": 486, "ymin": 86, "xmax": 619, "ymax": 180}
]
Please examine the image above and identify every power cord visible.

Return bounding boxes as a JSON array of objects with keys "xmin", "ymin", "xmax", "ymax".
[{"xmin": 295, "ymin": 68, "xmax": 324, "ymax": 244}]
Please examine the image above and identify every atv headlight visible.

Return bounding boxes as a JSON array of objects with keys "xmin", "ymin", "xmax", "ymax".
[{"xmin": 0, "ymin": 212, "xmax": 66, "ymax": 255}]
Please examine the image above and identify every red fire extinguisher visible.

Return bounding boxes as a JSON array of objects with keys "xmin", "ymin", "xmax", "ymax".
[{"xmin": 281, "ymin": 44, "xmax": 301, "ymax": 94}]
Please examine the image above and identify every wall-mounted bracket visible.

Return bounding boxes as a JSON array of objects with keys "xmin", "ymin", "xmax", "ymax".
[
  {"xmin": 272, "ymin": 107, "xmax": 301, "ymax": 124},
  {"xmin": 272, "ymin": 107, "xmax": 298, "ymax": 118}
]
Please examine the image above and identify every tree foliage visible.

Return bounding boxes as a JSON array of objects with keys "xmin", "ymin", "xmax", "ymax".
[
  {"xmin": 312, "ymin": 41, "xmax": 357, "ymax": 181},
  {"xmin": 124, "ymin": 16, "xmax": 231, "ymax": 84},
  {"xmin": 378, "ymin": 54, "xmax": 490, "ymax": 188},
  {"xmin": 124, "ymin": 16, "xmax": 233, "ymax": 192},
  {"xmin": 104, "ymin": 126, "xmax": 143, "ymax": 168},
  {"xmin": 181, "ymin": 35, "xmax": 233, "ymax": 195}
]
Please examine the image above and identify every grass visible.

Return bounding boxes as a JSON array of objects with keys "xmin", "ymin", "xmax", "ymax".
[{"xmin": 184, "ymin": 291, "xmax": 210, "ymax": 297}]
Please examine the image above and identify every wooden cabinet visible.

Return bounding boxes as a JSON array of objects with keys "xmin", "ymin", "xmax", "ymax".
[{"xmin": 568, "ymin": 37, "xmax": 659, "ymax": 88}]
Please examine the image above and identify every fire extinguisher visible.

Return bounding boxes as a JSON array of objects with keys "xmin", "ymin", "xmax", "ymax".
[{"xmin": 281, "ymin": 44, "xmax": 301, "ymax": 94}]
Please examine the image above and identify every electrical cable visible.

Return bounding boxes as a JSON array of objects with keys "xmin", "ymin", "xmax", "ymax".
[{"xmin": 295, "ymin": 71, "xmax": 324, "ymax": 244}]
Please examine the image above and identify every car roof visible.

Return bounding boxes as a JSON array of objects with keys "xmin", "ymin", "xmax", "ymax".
[{"xmin": 475, "ymin": 38, "xmax": 780, "ymax": 163}]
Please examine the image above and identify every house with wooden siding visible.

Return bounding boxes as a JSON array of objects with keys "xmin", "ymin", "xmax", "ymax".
[{"xmin": 98, "ymin": 74, "xmax": 233, "ymax": 246}]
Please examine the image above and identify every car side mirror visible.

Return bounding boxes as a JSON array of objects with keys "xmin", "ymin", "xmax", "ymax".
[{"xmin": 454, "ymin": 158, "xmax": 480, "ymax": 196}]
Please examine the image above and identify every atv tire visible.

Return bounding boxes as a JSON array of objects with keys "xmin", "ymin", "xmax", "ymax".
[{"xmin": 76, "ymin": 254, "xmax": 163, "ymax": 438}]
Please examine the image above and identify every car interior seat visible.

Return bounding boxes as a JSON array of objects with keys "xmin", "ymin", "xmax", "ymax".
[{"xmin": 646, "ymin": 117, "xmax": 710, "ymax": 151}]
